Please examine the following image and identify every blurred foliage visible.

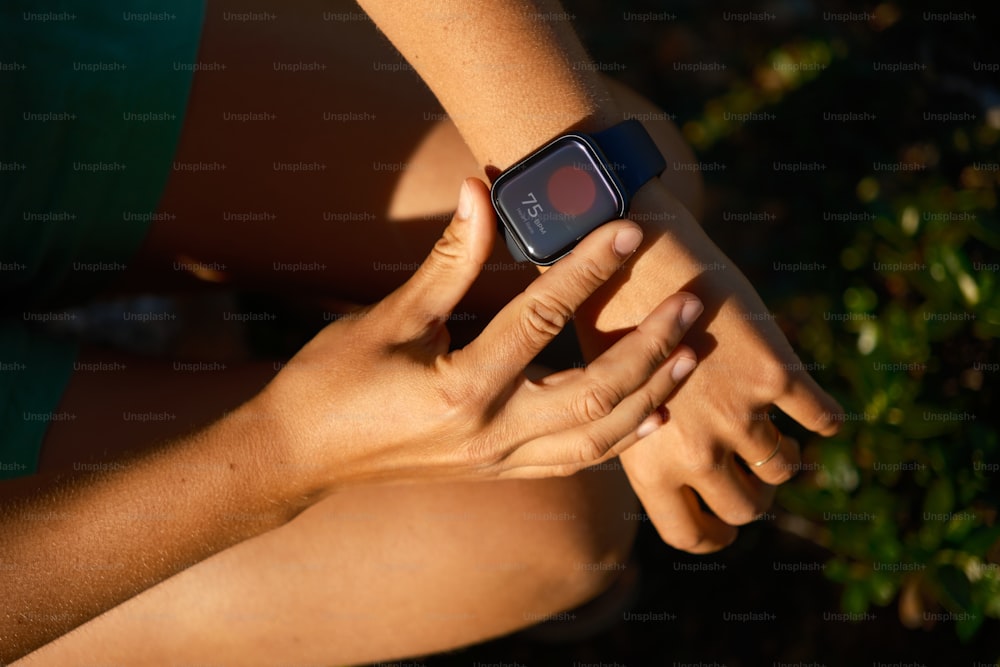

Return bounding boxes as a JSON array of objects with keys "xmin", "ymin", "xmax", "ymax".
[{"xmin": 641, "ymin": 0, "xmax": 1000, "ymax": 644}]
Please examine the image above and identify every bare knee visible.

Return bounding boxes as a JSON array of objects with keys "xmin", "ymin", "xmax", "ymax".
[
  {"xmin": 389, "ymin": 118, "xmax": 482, "ymax": 221},
  {"xmin": 511, "ymin": 468, "xmax": 639, "ymax": 615}
]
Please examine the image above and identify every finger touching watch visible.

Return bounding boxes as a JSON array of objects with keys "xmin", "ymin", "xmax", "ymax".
[{"xmin": 490, "ymin": 119, "xmax": 666, "ymax": 266}]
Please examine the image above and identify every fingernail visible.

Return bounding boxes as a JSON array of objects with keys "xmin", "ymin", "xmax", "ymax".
[
  {"xmin": 636, "ymin": 412, "xmax": 662, "ymax": 439},
  {"xmin": 679, "ymin": 298, "xmax": 703, "ymax": 327},
  {"xmin": 613, "ymin": 227, "xmax": 643, "ymax": 258},
  {"xmin": 456, "ymin": 180, "xmax": 473, "ymax": 220},
  {"xmin": 671, "ymin": 356, "xmax": 696, "ymax": 382}
]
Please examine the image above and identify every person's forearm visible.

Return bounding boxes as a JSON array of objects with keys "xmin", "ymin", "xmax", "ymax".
[
  {"xmin": 0, "ymin": 397, "xmax": 302, "ymax": 661},
  {"xmin": 356, "ymin": 0, "xmax": 620, "ymax": 169},
  {"xmin": 357, "ymin": 1, "xmax": 704, "ymax": 346}
]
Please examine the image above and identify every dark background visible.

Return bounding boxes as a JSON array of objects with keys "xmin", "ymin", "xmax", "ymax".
[{"xmin": 417, "ymin": 0, "xmax": 1000, "ymax": 665}]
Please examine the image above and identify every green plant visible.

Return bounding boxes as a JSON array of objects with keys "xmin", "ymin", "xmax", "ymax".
[{"xmin": 678, "ymin": 9, "xmax": 999, "ymax": 643}]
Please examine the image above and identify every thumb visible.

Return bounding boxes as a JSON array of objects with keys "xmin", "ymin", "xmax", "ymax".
[{"xmin": 379, "ymin": 178, "xmax": 495, "ymax": 337}]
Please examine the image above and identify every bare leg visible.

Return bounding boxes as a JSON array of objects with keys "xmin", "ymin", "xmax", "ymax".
[
  {"xmin": 24, "ymin": 480, "xmax": 636, "ymax": 667},
  {"xmin": 13, "ymin": 353, "xmax": 636, "ymax": 666}
]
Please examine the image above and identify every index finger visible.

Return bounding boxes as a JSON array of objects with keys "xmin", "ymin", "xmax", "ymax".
[{"xmin": 460, "ymin": 219, "xmax": 643, "ymax": 384}]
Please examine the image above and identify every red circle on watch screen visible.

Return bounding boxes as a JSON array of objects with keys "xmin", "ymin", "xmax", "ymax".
[{"xmin": 547, "ymin": 165, "xmax": 596, "ymax": 217}]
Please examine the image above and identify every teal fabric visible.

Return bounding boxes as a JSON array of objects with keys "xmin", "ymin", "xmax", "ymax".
[
  {"xmin": 0, "ymin": 325, "xmax": 78, "ymax": 479},
  {"xmin": 0, "ymin": 1, "xmax": 205, "ymax": 477}
]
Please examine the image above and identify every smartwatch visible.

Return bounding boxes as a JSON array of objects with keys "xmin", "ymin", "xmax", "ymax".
[{"xmin": 490, "ymin": 119, "xmax": 665, "ymax": 265}]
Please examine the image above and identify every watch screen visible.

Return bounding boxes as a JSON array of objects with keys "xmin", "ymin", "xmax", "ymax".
[{"xmin": 492, "ymin": 136, "xmax": 624, "ymax": 264}]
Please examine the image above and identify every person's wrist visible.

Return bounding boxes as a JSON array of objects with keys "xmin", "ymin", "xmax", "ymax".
[
  {"xmin": 628, "ymin": 178, "xmax": 706, "ymax": 245},
  {"xmin": 564, "ymin": 102, "xmax": 624, "ymax": 137},
  {"xmin": 486, "ymin": 80, "xmax": 622, "ymax": 172},
  {"xmin": 571, "ymin": 180, "xmax": 716, "ymax": 350}
]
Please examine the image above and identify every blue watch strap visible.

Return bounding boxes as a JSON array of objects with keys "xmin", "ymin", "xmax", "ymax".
[{"xmin": 591, "ymin": 119, "xmax": 666, "ymax": 197}]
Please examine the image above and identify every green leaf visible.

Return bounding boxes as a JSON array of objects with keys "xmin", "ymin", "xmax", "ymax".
[
  {"xmin": 962, "ymin": 525, "xmax": 1000, "ymax": 558},
  {"xmin": 955, "ymin": 609, "xmax": 984, "ymax": 642},
  {"xmin": 923, "ymin": 478, "xmax": 955, "ymax": 517},
  {"xmin": 842, "ymin": 579, "xmax": 870, "ymax": 614},
  {"xmin": 936, "ymin": 563, "xmax": 973, "ymax": 611},
  {"xmin": 825, "ymin": 557, "xmax": 850, "ymax": 583},
  {"xmin": 868, "ymin": 570, "xmax": 897, "ymax": 606},
  {"xmin": 944, "ymin": 510, "xmax": 978, "ymax": 543}
]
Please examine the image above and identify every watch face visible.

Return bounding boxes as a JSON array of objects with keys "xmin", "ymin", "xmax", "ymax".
[{"xmin": 491, "ymin": 135, "xmax": 626, "ymax": 265}]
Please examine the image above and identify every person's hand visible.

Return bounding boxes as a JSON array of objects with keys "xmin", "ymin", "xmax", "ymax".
[
  {"xmin": 574, "ymin": 180, "xmax": 844, "ymax": 553},
  {"xmin": 260, "ymin": 178, "xmax": 701, "ymax": 496}
]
